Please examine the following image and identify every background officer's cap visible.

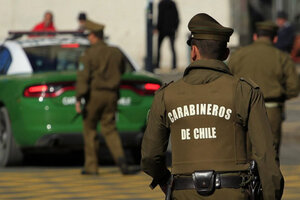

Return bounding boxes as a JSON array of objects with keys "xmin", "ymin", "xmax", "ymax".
[
  {"xmin": 187, "ymin": 13, "xmax": 233, "ymax": 45},
  {"xmin": 84, "ymin": 19, "xmax": 105, "ymax": 34},
  {"xmin": 255, "ymin": 21, "xmax": 278, "ymax": 33}
]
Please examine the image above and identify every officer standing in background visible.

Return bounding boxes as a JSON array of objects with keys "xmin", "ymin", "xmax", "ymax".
[
  {"xmin": 228, "ymin": 21, "xmax": 300, "ymax": 163},
  {"xmin": 75, "ymin": 20, "xmax": 137, "ymax": 175},
  {"xmin": 141, "ymin": 13, "xmax": 284, "ymax": 199},
  {"xmin": 77, "ymin": 15, "xmax": 105, "ymax": 34}
]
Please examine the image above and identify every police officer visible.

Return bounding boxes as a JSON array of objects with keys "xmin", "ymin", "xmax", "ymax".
[
  {"xmin": 75, "ymin": 20, "xmax": 136, "ymax": 175},
  {"xmin": 79, "ymin": 17, "xmax": 105, "ymax": 33},
  {"xmin": 228, "ymin": 21, "xmax": 300, "ymax": 162},
  {"xmin": 141, "ymin": 13, "xmax": 284, "ymax": 199}
]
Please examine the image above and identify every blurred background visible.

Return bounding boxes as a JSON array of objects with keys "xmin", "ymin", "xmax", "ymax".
[
  {"xmin": 0, "ymin": 1, "xmax": 300, "ymax": 199},
  {"xmin": 0, "ymin": 0, "xmax": 299, "ymax": 71}
]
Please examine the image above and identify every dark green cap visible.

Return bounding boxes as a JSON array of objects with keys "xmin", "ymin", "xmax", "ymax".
[
  {"xmin": 84, "ymin": 19, "xmax": 105, "ymax": 34},
  {"xmin": 255, "ymin": 21, "xmax": 278, "ymax": 33},
  {"xmin": 187, "ymin": 13, "xmax": 233, "ymax": 45}
]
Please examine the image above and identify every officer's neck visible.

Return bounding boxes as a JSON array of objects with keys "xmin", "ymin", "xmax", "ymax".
[{"xmin": 90, "ymin": 37, "xmax": 101, "ymax": 45}]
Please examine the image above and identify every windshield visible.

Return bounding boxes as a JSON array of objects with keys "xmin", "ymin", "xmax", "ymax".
[
  {"xmin": 24, "ymin": 44, "xmax": 87, "ymax": 73},
  {"xmin": 24, "ymin": 44, "xmax": 135, "ymax": 73}
]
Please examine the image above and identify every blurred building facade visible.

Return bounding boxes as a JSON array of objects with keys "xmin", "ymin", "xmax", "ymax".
[
  {"xmin": 232, "ymin": 0, "xmax": 300, "ymax": 46},
  {"xmin": 0, "ymin": 0, "xmax": 298, "ymax": 70}
]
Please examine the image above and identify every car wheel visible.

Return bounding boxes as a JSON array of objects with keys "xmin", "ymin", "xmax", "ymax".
[{"xmin": 0, "ymin": 107, "xmax": 23, "ymax": 166}]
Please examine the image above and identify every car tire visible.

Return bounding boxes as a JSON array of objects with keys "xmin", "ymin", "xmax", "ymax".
[{"xmin": 0, "ymin": 107, "xmax": 23, "ymax": 166}]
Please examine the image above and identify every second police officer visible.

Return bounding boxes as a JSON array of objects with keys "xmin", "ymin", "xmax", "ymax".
[
  {"xmin": 75, "ymin": 20, "xmax": 138, "ymax": 175},
  {"xmin": 228, "ymin": 21, "xmax": 300, "ymax": 163}
]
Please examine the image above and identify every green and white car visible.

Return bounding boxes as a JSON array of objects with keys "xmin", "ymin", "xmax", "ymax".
[{"xmin": 0, "ymin": 32, "xmax": 161, "ymax": 166}]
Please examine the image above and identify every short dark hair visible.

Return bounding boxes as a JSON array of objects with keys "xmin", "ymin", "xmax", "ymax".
[
  {"xmin": 92, "ymin": 30, "xmax": 104, "ymax": 40},
  {"xmin": 78, "ymin": 12, "xmax": 86, "ymax": 21},
  {"xmin": 191, "ymin": 39, "xmax": 228, "ymax": 60},
  {"xmin": 256, "ymin": 29, "xmax": 276, "ymax": 40},
  {"xmin": 277, "ymin": 11, "xmax": 288, "ymax": 20}
]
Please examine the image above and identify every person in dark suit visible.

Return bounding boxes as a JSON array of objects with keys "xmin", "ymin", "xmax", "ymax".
[
  {"xmin": 275, "ymin": 11, "xmax": 295, "ymax": 53},
  {"xmin": 155, "ymin": 0, "xmax": 179, "ymax": 70}
]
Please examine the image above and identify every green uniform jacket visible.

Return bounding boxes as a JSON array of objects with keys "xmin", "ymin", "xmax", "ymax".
[
  {"xmin": 76, "ymin": 40, "xmax": 125, "ymax": 100},
  {"xmin": 141, "ymin": 59, "xmax": 284, "ymax": 200},
  {"xmin": 228, "ymin": 38, "xmax": 299, "ymax": 102}
]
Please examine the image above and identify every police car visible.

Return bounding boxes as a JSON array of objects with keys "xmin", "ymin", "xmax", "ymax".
[{"xmin": 0, "ymin": 31, "xmax": 161, "ymax": 166}]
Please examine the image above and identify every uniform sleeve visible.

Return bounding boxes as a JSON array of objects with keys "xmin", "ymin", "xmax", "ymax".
[
  {"xmin": 282, "ymin": 54, "xmax": 300, "ymax": 100},
  {"xmin": 105, "ymin": 48, "xmax": 124, "ymax": 89},
  {"xmin": 75, "ymin": 52, "xmax": 91, "ymax": 101},
  {"xmin": 141, "ymin": 89, "xmax": 171, "ymax": 189},
  {"xmin": 238, "ymin": 82, "xmax": 284, "ymax": 200}
]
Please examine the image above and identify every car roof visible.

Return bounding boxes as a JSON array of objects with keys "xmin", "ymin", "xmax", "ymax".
[
  {"xmin": 4, "ymin": 31, "xmax": 90, "ymax": 48},
  {"xmin": 13, "ymin": 36, "xmax": 90, "ymax": 48},
  {"xmin": 1, "ymin": 32, "xmax": 141, "ymax": 75}
]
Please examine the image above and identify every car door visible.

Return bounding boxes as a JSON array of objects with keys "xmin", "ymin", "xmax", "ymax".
[{"xmin": 0, "ymin": 46, "xmax": 12, "ymax": 75}]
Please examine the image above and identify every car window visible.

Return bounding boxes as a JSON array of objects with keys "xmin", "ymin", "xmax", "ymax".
[
  {"xmin": 123, "ymin": 56, "xmax": 135, "ymax": 73},
  {"xmin": 0, "ymin": 47, "xmax": 12, "ymax": 75},
  {"xmin": 24, "ymin": 44, "xmax": 87, "ymax": 73},
  {"xmin": 24, "ymin": 44, "xmax": 135, "ymax": 73}
]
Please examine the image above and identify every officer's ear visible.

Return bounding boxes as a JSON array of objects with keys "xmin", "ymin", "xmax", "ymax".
[
  {"xmin": 191, "ymin": 45, "xmax": 201, "ymax": 61},
  {"xmin": 220, "ymin": 47, "xmax": 230, "ymax": 61},
  {"xmin": 273, "ymin": 36, "xmax": 278, "ymax": 44},
  {"xmin": 253, "ymin": 33, "xmax": 258, "ymax": 41}
]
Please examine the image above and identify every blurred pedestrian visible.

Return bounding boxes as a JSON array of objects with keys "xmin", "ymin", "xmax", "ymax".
[
  {"xmin": 142, "ymin": 14, "xmax": 284, "ymax": 200},
  {"xmin": 32, "ymin": 11, "xmax": 56, "ymax": 32},
  {"xmin": 75, "ymin": 20, "xmax": 138, "ymax": 175},
  {"xmin": 77, "ymin": 12, "xmax": 87, "ymax": 31},
  {"xmin": 155, "ymin": 0, "xmax": 179, "ymax": 70},
  {"xmin": 275, "ymin": 11, "xmax": 296, "ymax": 53},
  {"xmin": 229, "ymin": 21, "xmax": 300, "ymax": 163},
  {"xmin": 76, "ymin": 13, "xmax": 105, "ymax": 38}
]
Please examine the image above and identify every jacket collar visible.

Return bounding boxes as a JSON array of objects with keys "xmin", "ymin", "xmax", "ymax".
[
  {"xmin": 92, "ymin": 40, "xmax": 106, "ymax": 47},
  {"xmin": 184, "ymin": 59, "xmax": 232, "ymax": 76},
  {"xmin": 254, "ymin": 38, "xmax": 273, "ymax": 46}
]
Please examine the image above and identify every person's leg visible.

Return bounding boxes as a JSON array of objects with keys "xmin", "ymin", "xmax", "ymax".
[
  {"xmin": 266, "ymin": 107, "xmax": 283, "ymax": 163},
  {"xmin": 82, "ymin": 95, "xmax": 101, "ymax": 174},
  {"xmin": 169, "ymin": 32, "xmax": 177, "ymax": 69},
  {"xmin": 157, "ymin": 33, "xmax": 165, "ymax": 69},
  {"xmin": 99, "ymin": 92, "xmax": 125, "ymax": 162},
  {"xmin": 99, "ymin": 91, "xmax": 140, "ymax": 174}
]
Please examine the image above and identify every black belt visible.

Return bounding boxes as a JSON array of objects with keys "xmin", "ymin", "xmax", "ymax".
[{"xmin": 173, "ymin": 174, "xmax": 243, "ymax": 190}]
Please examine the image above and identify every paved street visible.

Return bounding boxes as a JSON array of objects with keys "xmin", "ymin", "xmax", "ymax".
[
  {"xmin": 0, "ymin": 72, "xmax": 300, "ymax": 199},
  {"xmin": 0, "ymin": 167, "xmax": 164, "ymax": 200}
]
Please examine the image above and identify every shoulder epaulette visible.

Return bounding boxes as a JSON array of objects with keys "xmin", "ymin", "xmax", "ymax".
[
  {"xmin": 156, "ymin": 81, "xmax": 174, "ymax": 93},
  {"xmin": 239, "ymin": 77, "xmax": 259, "ymax": 89}
]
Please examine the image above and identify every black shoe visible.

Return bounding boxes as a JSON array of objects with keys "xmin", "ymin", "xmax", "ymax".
[
  {"xmin": 120, "ymin": 165, "xmax": 141, "ymax": 175},
  {"xmin": 81, "ymin": 170, "xmax": 99, "ymax": 175},
  {"xmin": 117, "ymin": 157, "xmax": 141, "ymax": 175}
]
